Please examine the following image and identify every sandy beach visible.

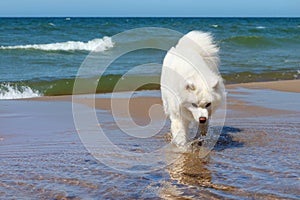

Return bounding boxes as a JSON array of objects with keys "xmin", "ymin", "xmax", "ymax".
[
  {"xmin": 33, "ymin": 79, "xmax": 300, "ymax": 120},
  {"xmin": 1, "ymin": 79, "xmax": 300, "ymax": 199}
]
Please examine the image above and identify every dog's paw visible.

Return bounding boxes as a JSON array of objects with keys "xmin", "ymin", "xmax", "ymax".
[
  {"xmin": 190, "ymin": 138, "xmax": 204, "ymax": 151},
  {"xmin": 201, "ymin": 131, "xmax": 207, "ymax": 136}
]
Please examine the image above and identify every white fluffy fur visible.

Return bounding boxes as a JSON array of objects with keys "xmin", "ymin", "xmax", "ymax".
[{"xmin": 161, "ymin": 31, "xmax": 224, "ymax": 147}]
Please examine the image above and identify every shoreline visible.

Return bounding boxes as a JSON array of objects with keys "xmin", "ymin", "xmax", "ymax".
[
  {"xmin": 24, "ymin": 79, "xmax": 300, "ymax": 118},
  {"xmin": 14, "ymin": 79, "xmax": 298, "ymax": 127},
  {"xmin": 226, "ymin": 79, "xmax": 300, "ymax": 93},
  {"xmin": 23, "ymin": 79, "xmax": 300, "ymax": 102}
]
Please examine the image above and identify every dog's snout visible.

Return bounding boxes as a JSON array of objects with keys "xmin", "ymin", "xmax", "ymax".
[{"xmin": 199, "ymin": 117, "xmax": 207, "ymax": 124}]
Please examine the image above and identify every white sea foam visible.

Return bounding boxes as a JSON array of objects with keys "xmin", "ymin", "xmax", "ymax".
[
  {"xmin": 256, "ymin": 26, "xmax": 266, "ymax": 29},
  {"xmin": 0, "ymin": 36, "xmax": 114, "ymax": 52},
  {"xmin": 0, "ymin": 83, "xmax": 42, "ymax": 99}
]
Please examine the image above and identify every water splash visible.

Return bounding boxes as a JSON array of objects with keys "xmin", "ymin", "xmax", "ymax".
[
  {"xmin": 0, "ymin": 83, "xmax": 42, "ymax": 99},
  {"xmin": 0, "ymin": 36, "xmax": 114, "ymax": 52}
]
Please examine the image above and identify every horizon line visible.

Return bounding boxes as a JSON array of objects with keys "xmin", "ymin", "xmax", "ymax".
[{"xmin": 0, "ymin": 16, "xmax": 299, "ymax": 18}]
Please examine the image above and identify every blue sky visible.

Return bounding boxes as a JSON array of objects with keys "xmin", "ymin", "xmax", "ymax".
[{"xmin": 1, "ymin": 0, "xmax": 299, "ymax": 17}]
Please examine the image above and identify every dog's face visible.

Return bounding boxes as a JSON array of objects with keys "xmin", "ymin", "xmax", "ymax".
[
  {"xmin": 187, "ymin": 100, "xmax": 212, "ymax": 124},
  {"xmin": 181, "ymin": 77, "xmax": 222, "ymax": 124}
]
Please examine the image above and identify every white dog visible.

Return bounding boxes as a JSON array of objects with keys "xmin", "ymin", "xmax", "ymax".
[{"xmin": 161, "ymin": 31, "xmax": 225, "ymax": 147}]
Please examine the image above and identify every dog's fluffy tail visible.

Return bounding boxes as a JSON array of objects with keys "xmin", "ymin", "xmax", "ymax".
[{"xmin": 175, "ymin": 31, "xmax": 219, "ymax": 73}]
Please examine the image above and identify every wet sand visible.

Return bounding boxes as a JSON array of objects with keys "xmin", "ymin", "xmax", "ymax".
[
  {"xmin": 0, "ymin": 80, "xmax": 300, "ymax": 199},
  {"xmin": 227, "ymin": 79, "xmax": 300, "ymax": 93}
]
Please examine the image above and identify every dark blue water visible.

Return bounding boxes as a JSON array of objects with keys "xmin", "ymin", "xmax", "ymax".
[{"xmin": 0, "ymin": 17, "xmax": 299, "ymax": 98}]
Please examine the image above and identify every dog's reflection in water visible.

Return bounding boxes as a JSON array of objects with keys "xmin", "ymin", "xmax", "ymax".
[{"xmin": 159, "ymin": 149, "xmax": 234, "ymax": 199}]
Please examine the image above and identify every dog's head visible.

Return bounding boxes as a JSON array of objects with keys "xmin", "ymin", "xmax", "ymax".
[{"xmin": 181, "ymin": 76, "xmax": 223, "ymax": 124}]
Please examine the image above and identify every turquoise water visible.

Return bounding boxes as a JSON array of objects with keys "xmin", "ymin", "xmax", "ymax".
[{"xmin": 0, "ymin": 17, "xmax": 299, "ymax": 98}]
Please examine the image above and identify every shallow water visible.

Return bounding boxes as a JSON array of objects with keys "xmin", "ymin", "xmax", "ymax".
[{"xmin": 0, "ymin": 88, "xmax": 299, "ymax": 199}]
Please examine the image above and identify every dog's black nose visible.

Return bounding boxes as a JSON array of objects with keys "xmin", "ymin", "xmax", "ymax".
[{"xmin": 199, "ymin": 117, "xmax": 207, "ymax": 124}]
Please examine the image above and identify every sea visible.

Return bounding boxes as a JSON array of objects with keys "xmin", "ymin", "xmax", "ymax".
[{"xmin": 0, "ymin": 17, "xmax": 300, "ymax": 99}]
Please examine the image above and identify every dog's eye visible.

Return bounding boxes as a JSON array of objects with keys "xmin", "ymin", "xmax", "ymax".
[
  {"xmin": 192, "ymin": 103, "xmax": 198, "ymax": 107},
  {"xmin": 205, "ymin": 103, "xmax": 211, "ymax": 108}
]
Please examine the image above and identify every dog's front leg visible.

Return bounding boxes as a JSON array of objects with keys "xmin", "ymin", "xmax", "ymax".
[{"xmin": 170, "ymin": 116, "xmax": 189, "ymax": 146}]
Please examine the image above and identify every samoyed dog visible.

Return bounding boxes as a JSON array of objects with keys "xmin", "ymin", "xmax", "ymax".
[{"xmin": 161, "ymin": 31, "xmax": 225, "ymax": 147}]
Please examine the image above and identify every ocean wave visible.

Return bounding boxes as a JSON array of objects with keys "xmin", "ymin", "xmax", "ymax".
[
  {"xmin": 211, "ymin": 24, "xmax": 219, "ymax": 28},
  {"xmin": 223, "ymin": 71, "xmax": 300, "ymax": 84},
  {"xmin": 0, "ymin": 75, "xmax": 160, "ymax": 97},
  {"xmin": 48, "ymin": 23, "xmax": 55, "ymax": 27},
  {"xmin": 1, "ymin": 71, "xmax": 299, "ymax": 97},
  {"xmin": 222, "ymin": 35, "xmax": 275, "ymax": 47},
  {"xmin": 223, "ymin": 35, "xmax": 300, "ymax": 48},
  {"xmin": 0, "ymin": 83, "xmax": 42, "ymax": 99},
  {"xmin": 0, "ymin": 36, "xmax": 114, "ymax": 52}
]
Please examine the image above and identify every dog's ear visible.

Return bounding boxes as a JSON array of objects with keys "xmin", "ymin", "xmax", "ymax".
[
  {"xmin": 212, "ymin": 79, "xmax": 219, "ymax": 90},
  {"xmin": 185, "ymin": 82, "xmax": 196, "ymax": 91}
]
